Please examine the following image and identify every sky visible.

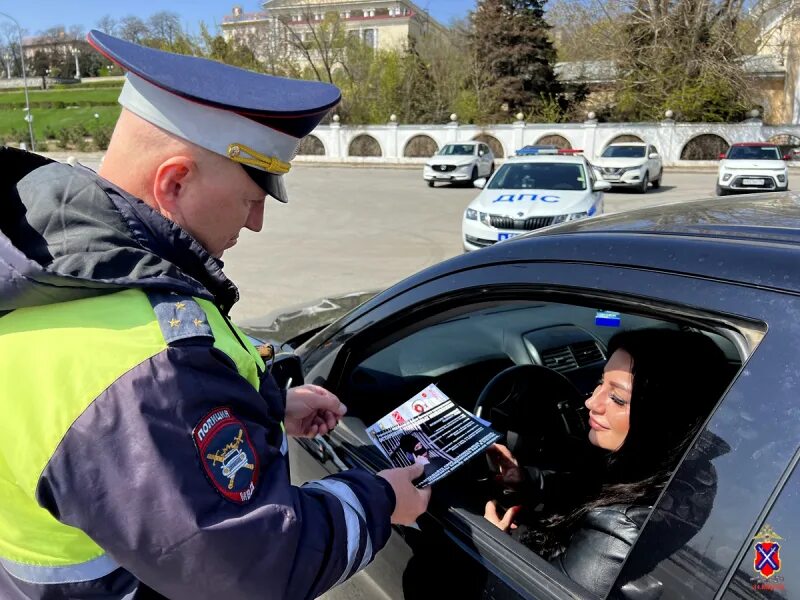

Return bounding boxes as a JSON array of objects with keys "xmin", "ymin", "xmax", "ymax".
[{"xmin": 2, "ymin": 1, "xmax": 475, "ymax": 37}]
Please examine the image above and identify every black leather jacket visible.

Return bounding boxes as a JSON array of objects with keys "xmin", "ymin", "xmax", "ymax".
[{"xmin": 552, "ymin": 504, "xmax": 650, "ymax": 598}]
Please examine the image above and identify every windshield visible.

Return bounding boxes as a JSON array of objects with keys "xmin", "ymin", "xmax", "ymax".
[
  {"xmin": 601, "ymin": 145, "xmax": 647, "ymax": 158},
  {"xmin": 727, "ymin": 146, "xmax": 781, "ymax": 160},
  {"xmin": 488, "ymin": 162, "xmax": 586, "ymax": 191},
  {"xmin": 439, "ymin": 144, "xmax": 476, "ymax": 156}
]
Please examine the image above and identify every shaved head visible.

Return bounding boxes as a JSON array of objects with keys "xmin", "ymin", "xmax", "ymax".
[
  {"xmin": 98, "ymin": 109, "xmax": 268, "ymax": 258},
  {"xmin": 99, "ymin": 109, "xmax": 225, "ymax": 205}
]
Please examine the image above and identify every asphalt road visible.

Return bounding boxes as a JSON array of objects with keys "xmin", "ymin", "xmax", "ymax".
[
  {"xmin": 224, "ymin": 165, "xmax": 721, "ymax": 324},
  {"xmin": 59, "ymin": 155, "xmax": 723, "ymax": 325}
]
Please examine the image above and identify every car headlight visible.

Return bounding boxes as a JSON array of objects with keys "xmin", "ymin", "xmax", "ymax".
[
  {"xmin": 721, "ymin": 173, "xmax": 732, "ymax": 182},
  {"xmin": 552, "ymin": 212, "xmax": 589, "ymax": 224},
  {"xmin": 479, "ymin": 212, "xmax": 492, "ymax": 226},
  {"xmin": 778, "ymin": 173, "xmax": 786, "ymax": 183},
  {"xmin": 459, "ymin": 163, "xmax": 473, "ymax": 170},
  {"xmin": 465, "ymin": 208, "xmax": 478, "ymax": 220}
]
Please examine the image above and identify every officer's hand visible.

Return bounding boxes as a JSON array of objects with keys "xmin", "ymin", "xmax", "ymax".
[
  {"xmin": 377, "ymin": 464, "xmax": 432, "ymax": 525},
  {"xmin": 284, "ymin": 384, "xmax": 347, "ymax": 438}
]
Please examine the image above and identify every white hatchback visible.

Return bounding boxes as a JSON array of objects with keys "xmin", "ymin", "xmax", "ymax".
[
  {"xmin": 462, "ymin": 152, "xmax": 609, "ymax": 252},
  {"xmin": 424, "ymin": 142, "xmax": 495, "ymax": 187},
  {"xmin": 717, "ymin": 143, "xmax": 789, "ymax": 195}
]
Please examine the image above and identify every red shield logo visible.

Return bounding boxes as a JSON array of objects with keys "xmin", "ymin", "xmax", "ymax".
[{"xmin": 754, "ymin": 541, "xmax": 781, "ymax": 578}]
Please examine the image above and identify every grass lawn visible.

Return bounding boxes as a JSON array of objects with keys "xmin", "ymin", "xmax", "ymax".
[
  {"xmin": 0, "ymin": 105, "xmax": 120, "ymax": 143},
  {"xmin": 0, "ymin": 87, "xmax": 121, "ymax": 107},
  {"xmin": 0, "ymin": 85, "xmax": 123, "ymax": 144}
]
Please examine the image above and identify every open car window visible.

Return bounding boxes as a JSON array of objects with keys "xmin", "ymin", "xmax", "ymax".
[{"xmin": 335, "ymin": 296, "xmax": 749, "ymax": 598}]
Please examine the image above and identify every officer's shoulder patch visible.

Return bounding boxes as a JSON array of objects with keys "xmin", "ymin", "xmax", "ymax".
[
  {"xmin": 193, "ymin": 407, "xmax": 259, "ymax": 504},
  {"xmin": 147, "ymin": 291, "xmax": 214, "ymax": 344}
]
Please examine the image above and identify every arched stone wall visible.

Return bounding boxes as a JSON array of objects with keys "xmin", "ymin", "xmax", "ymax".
[
  {"xmin": 681, "ymin": 134, "xmax": 730, "ymax": 160},
  {"xmin": 767, "ymin": 133, "xmax": 800, "ymax": 158},
  {"xmin": 472, "ymin": 133, "xmax": 505, "ymax": 158},
  {"xmin": 348, "ymin": 134, "xmax": 383, "ymax": 157},
  {"xmin": 535, "ymin": 134, "xmax": 572, "ymax": 149},
  {"xmin": 297, "ymin": 135, "xmax": 326, "ymax": 156},
  {"xmin": 403, "ymin": 134, "xmax": 439, "ymax": 157}
]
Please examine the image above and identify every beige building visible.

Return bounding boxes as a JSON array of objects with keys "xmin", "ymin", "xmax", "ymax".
[
  {"xmin": 754, "ymin": 0, "xmax": 800, "ymax": 124},
  {"xmin": 222, "ymin": 0, "xmax": 447, "ymax": 60}
]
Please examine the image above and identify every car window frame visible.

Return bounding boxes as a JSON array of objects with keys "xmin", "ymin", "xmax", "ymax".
[{"xmin": 308, "ymin": 277, "xmax": 767, "ymax": 600}]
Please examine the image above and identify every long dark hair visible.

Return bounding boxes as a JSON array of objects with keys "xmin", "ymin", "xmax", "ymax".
[{"xmin": 522, "ymin": 328, "xmax": 731, "ymax": 558}]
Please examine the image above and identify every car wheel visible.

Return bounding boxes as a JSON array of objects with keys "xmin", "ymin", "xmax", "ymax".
[
  {"xmin": 651, "ymin": 170, "xmax": 662, "ymax": 189},
  {"xmin": 489, "ymin": 163, "xmax": 495, "ymax": 176},
  {"xmin": 638, "ymin": 172, "xmax": 649, "ymax": 194},
  {"xmin": 427, "ymin": 180, "xmax": 435, "ymax": 188},
  {"xmin": 470, "ymin": 166, "xmax": 479, "ymax": 184},
  {"xmin": 716, "ymin": 184, "xmax": 728, "ymax": 196}
]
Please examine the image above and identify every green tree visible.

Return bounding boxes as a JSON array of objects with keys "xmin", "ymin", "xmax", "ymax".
[{"xmin": 471, "ymin": 0, "xmax": 578, "ymax": 121}]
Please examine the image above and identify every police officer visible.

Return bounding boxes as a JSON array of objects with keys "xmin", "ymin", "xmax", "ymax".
[{"xmin": 0, "ymin": 31, "xmax": 430, "ymax": 599}]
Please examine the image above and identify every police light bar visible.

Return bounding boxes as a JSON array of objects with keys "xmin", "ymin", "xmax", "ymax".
[
  {"xmin": 558, "ymin": 148, "xmax": 584, "ymax": 154},
  {"xmin": 515, "ymin": 145, "xmax": 559, "ymax": 155}
]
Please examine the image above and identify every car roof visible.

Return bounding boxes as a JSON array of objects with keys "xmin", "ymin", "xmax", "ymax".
[
  {"xmin": 730, "ymin": 142, "xmax": 779, "ymax": 147},
  {"xmin": 399, "ymin": 193, "xmax": 800, "ymax": 296},
  {"xmin": 505, "ymin": 154, "xmax": 588, "ymax": 164}
]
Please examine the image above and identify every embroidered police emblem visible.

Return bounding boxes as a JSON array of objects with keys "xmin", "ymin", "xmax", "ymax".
[{"xmin": 193, "ymin": 407, "xmax": 259, "ymax": 504}]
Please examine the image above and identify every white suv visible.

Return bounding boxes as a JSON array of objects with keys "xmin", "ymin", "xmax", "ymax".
[
  {"xmin": 592, "ymin": 143, "xmax": 663, "ymax": 193},
  {"xmin": 424, "ymin": 142, "xmax": 495, "ymax": 187},
  {"xmin": 717, "ymin": 143, "xmax": 789, "ymax": 196}
]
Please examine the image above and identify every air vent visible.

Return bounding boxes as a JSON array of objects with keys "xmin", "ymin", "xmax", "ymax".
[
  {"xmin": 540, "ymin": 346, "xmax": 578, "ymax": 372},
  {"xmin": 571, "ymin": 340, "xmax": 604, "ymax": 367}
]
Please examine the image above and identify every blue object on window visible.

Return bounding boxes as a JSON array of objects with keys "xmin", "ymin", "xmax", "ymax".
[{"xmin": 595, "ymin": 310, "xmax": 621, "ymax": 327}]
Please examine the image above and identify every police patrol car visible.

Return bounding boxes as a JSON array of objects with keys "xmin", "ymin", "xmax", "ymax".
[{"xmin": 462, "ymin": 147, "xmax": 610, "ymax": 251}]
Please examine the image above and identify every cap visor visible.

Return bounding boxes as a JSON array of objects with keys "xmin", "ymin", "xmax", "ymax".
[{"xmin": 242, "ymin": 165, "xmax": 288, "ymax": 203}]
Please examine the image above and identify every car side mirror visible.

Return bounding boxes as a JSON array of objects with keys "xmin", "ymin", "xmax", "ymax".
[
  {"xmin": 593, "ymin": 180, "xmax": 612, "ymax": 192},
  {"xmin": 718, "ymin": 153, "xmax": 727, "ymax": 160},
  {"xmin": 474, "ymin": 177, "xmax": 487, "ymax": 189},
  {"xmin": 648, "ymin": 153, "xmax": 659, "ymax": 159}
]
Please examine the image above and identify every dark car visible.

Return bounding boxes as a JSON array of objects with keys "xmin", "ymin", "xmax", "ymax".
[{"xmin": 254, "ymin": 193, "xmax": 800, "ymax": 600}]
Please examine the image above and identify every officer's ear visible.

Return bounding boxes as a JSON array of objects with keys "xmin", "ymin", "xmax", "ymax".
[{"xmin": 152, "ymin": 156, "xmax": 196, "ymax": 218}]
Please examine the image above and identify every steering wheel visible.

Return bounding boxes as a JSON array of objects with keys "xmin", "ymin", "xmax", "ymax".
[{"xmin": 474, "ymin": 364, "xmax": 586, "ymax": 464}]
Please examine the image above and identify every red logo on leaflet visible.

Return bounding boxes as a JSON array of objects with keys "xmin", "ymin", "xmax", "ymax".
[
  {"xmin": 753, "ymin": 525, "xmax": 782, "ymax": 579},
  {"xmin": 392, "ymin": 410, "xmax": 405, "ymax": 424},
  {"xmin": 412, "ymin": 401, "xmax": 427, "ymax": 414}
]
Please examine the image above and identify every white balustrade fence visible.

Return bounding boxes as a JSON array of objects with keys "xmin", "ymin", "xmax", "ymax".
[{"xmin": 295, "ymin": 118, "xmax": 800, "ymax": 167}]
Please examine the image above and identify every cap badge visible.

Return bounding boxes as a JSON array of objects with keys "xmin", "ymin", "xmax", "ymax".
[{"xmin": 227, "ymin": 142, "xmax": 291, "ymax": 175}]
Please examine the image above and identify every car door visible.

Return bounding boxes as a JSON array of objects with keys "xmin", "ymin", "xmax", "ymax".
[
  {"xmin": 646, "ymin": 145, "xmax": 659, "ymax": 179},
  {"xmin": 290, "ymin": 255, "xmax": 795, "ymax": 599},
  {"xmin": 610, "ymin": 288, "xmax": 800, "ymax": 599}
]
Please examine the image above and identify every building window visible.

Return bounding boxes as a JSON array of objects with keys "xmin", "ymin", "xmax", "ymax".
[{"xmin": 363, "ymin": 28, "xmax": 376, "ymax": 48}]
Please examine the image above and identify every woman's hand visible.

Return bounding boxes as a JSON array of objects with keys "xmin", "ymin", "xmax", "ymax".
[
  {"xmin": 486, "ymin": 443, "xmax": 524, "ymax": 485},
  {"xmin": 484, "ymin": 500, "xmax": 521, "ymax": 531}
]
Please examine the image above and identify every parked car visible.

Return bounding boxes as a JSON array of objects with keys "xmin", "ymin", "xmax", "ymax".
[
  {"xmin": 249, "ymin": 192, "xmax": 800, "ymax": 600},
  {"xmin": 592, "ymin": 143, "xmax": 663, "ymax": 193},
  {"xmin": 424, "ymin": 142, "xmax": 495, "ymax": 187},
  {"xmin": 461, "ymin": 149, "xmax": 609, "ymax": 252},
  {"xmin": 716, "ymin": 142, "xmax": 790, "ymax": 196}
]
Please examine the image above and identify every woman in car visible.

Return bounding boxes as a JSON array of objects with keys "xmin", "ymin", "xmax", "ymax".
[{"xmin": 483, "ymin": 328, "xmax": 731, "ymax": 596}]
